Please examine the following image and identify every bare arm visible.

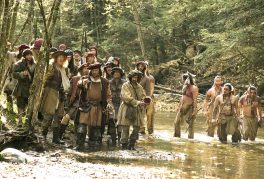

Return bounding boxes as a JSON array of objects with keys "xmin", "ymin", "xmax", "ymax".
[
  {"xmin": 203, "ymin": 90, "xmax": 211, "ymax": 115},
  {"xmin": 257, "ymin": 97, "xmax": 262, "ymax": 123},
  {"xmin": 192, "ymin": 86, "xmax": 199, "ymax": 116},
  {"xmin": 212, "ymin": 96, "xmax": 220, "ymax": 119},
  {"xmin": 233, "ymin": 96, "xmax": 239, "ymax": 120}
]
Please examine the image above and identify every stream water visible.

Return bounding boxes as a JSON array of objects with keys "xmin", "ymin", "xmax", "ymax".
[{"xmin": 1, "ymin": 111, "xmax": 264, "ymax": 178}]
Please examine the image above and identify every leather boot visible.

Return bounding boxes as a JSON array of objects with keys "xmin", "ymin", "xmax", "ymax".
[
  {"xmin": 128, "ymin": 140, "xmax": 136, "ymax": 150},
  {"xmin": 74, "ymin": 133, "xmax": 85, "ymax": 151},
  {"xmin": 52, "ymin": 127, "xmax": 65, "ymax": 144},
  {"xmin": 58, "ymin": 124, "xmax": 67, "ymax": 140},
  {"xmin": 42, "ymin": 128, "xmax": 48, "ymax": 140},
  {"xmin": 121, "ymin": 143, "xmax": 128, "ymax": 150}
]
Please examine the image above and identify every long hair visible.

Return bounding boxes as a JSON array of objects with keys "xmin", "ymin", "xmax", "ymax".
[{"xmin": 182, "ymin": 73, "xmax": 195, "ymax": 85}]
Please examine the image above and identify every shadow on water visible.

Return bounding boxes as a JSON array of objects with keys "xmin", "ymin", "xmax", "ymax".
[{"xmin": 73, "ymin": 111, "xmax": 264, "ymax": 178}]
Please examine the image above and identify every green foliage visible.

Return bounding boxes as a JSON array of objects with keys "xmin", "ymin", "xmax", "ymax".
[{"xmin": 11, "ymin": 0, "xmax": 264, "ymax": 86}]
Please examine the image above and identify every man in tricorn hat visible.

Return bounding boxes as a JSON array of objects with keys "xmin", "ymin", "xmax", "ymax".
[
  {"xmin": 58, "ymin": 63, "xmax": 90, "ymax": 140},
  {"xmin": 13, "ymin": 49, "xmax": 36, "ymax": 126},
  {"xmin": 108, "ymin": 67, "xmax": 126, "ymax": 146},
  {"xmin": 117, "ymin": 70, "xmax": 147, "ymax": 150},
  {"xmin": 174, "ymin": 72, "xmax": 199, "ymax": 139},
  {"xmin": 40, "ymin": 51, "xmax": 70, "ymax": 144},
  {"xmin": 75, "ymin": 63, "xmax": 112, "ymax": 150}
]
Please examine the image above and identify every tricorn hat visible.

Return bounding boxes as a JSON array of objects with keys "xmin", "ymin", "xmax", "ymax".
[
  {"xmin": 88, "ymin": 63, "xmax": 102, "ymax": 70},
  {"xmin": 78, "ymin": 63, "xmax": 88, "ymax": 72}
]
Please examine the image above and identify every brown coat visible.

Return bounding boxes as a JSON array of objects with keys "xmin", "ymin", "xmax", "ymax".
[
  {"xmin": 39, "ymin": 65, "xmax": 64, "ymax": 116},
  {"xmin": 117, "ymin": 81, "xmax": 146, "ymax": 127},
  {"xmin": 78, "ymin": 77, "xmax": 112, "ymax": 126}
]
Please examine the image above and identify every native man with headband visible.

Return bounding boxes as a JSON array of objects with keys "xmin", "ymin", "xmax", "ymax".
[
  {"xmin": 174, "ymin": 72, "xmax": 199, "ymax": 139},
  {"xmin": 212, "ymin": 83, "xmax": 241, "ymax": 143},
  {"xmin": 204, "ymin": 75, "xmax": 223, "ymax": 137},
  {"xmin": 238, "ymin": 85, "xmax": 262, "ymax": 141}
]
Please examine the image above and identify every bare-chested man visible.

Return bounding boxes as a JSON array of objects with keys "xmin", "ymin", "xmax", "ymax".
[
  {"xmin": 174, "ymin": 72, "xmax": 199, "ymax": 139},
  {"xmin": 238, "ymin": 86, "xmax": 262, "ymax": 141},
  {"xmin": 204, "ymin": 76, "xmax": 223, "ymax": 137},
  {"xmin": 212, "ymin": 83, "xmax": 241, "ymax": 143}
]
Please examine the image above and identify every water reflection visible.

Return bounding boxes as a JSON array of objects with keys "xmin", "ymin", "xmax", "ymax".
[{"xmin": 145, "ymin": 111, "xmax": 264, "ymax": 178}]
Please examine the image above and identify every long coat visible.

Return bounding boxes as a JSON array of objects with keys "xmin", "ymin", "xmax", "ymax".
[
  {"xmin": 39, "ymin": 64, "xmax": 64, "ymax": 116},
  {"xmin": 117, "ymin": 81, "xmax": 146, "ymax": 127},
  {"xmin": 13, "ymin": 59, "xmax": 36, "ymax": 98}
]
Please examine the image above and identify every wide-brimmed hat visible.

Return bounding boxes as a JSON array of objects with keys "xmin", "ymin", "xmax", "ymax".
[
  {"xmin": 128, "ymin": 70, "xmax": 143, "ymax": 79},
  {"xmin": 78, "ymin": 63, "xmax": 89, "ymax": 72},
  {"xmin": 52, "ymin": 51, "xmax": 68, "ymax": 59},
  {"xmin": 88, "ymin": 63, "xmax": 102, "ymax": 70},
  {"xmin": 64, "ymin": 49, "xmax": 73, "ymax": 56},
  {"xmin": 111, "ymin": 67, "xmax": 124, "ymax": 76},
  {"xmin": 136, "ymin": 61, "xmax": 147, "ymax": 67},
  {"xmin": 104, "ymin": 62, "xmax": 114, "ymax": 70},
  {"xmin": 22, "ymin": 49, "xmax": 33, "ymax": 58},
  {"xmin": 73, "ymin": 50, "xmax": 82, "ymax": 55},
  {"xmin": 49, "ymin": 47, "xmax": 58, "ymax": 53},
  {"xmin": 18, "ymin": 44, "xmax": 30, "ymax": 51}
]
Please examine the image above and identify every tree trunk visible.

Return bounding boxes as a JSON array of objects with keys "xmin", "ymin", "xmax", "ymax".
[
  {"xmin": 8, "ymin": 0, "xmax": 19, "ymax": 42},
  {"xmin": 0, "ymin": 0, "xmax": 11, "ymax": 93},
  {"xmin": 26, "ymin": 0, "xmax": 62, "ymax": 130},
  {"xmin": 129, "ymin": 0, "xmax": 146, "ymax": 58}
]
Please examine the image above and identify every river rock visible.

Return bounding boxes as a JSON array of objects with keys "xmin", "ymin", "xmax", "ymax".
[{"xmin": 0, "ymin": 148, "xmax": 30, "ymax": 163}]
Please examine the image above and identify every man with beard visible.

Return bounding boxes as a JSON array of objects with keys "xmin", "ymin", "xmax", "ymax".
[
  {"xmin": 75, "ymin": 63, "xmax": 112, "ymax": 150},
  {"xmin": 58, "ymin": 63, "xmax": 90, "ymax": 140},
  {"xmin": 145, "ymin": 61, "xmax": 156, "ymax": 135},
  {"xmin": 136, "ymin": 61, "xmax": 151, "ymax": 135},
  {"xmin": 13, "ymin": 49, "xmax": 36, "ymax": 126},
  {"xmin": 136, "ymin": 61, "xmax": 150, "ymax": 96},
  {"xmin": 40, "ymin": 51, "xmax": 70, "ymax": 144},
  {"xmin": 238, "ymin": 86, "xmax": 262, "ymax": 141},
  {"xmin": 108, "ymin": 67, "xmax": 126, "ymax": 146},
  {"xmin": 204, "ymin": 76, "xmax": 223, "ymax": 137},
  {"xmin": 212, "ymin": 83, "xmax": 241, "ymax": 143},
  {"xmin": 174, "ymin": 72, "xmax": 199, "ymax": 139},
  {"xmin": 117, "ymin": 70, "xmax": 147, "ymax": 150}
]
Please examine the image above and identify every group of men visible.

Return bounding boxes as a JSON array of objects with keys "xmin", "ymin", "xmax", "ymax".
[
  {"xmin": 4, "ymin": 41, "xmax": 156, "ymax": 151},
  {"xmin": 174, "ymin": 74, "xmax": 262, "ymax": 142},
  {"xmin": 4, "ymin": 40, "xmax": 263, "ymax": 152}
]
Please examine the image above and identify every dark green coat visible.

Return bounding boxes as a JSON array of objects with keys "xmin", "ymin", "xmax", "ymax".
[{"xmin": 13, "ymin": 59, "xmax": 36, "ymax": 98}]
